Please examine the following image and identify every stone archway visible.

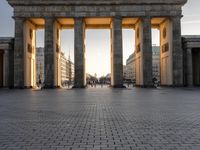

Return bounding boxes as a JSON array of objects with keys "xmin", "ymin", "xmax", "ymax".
[
  {"xmin": 0, "ymin": 50, "xmax": 3, "ymax": 87},
  {"xmin": 192, "ymin": 48, "xmax": 200, "ymax": 86},
  {"xmin": 7, "ymin": 0, "xmax": 187, "ymax": 88}
]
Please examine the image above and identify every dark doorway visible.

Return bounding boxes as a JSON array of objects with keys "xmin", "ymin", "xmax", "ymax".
[
  {"xmin": 192, "ymin": 48, "xmax": 200, "ymax": 86},
  {"xmin": 0, "ymin": 50, "xmax": 3, "ymax": 87}
]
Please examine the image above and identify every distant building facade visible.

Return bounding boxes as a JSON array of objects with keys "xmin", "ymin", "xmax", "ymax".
[
  {"xmin": 36, "ymin": 49, "xmax": 74, "ymax": 86},
  {"xmin": 125, "ymin": 52, "xmax": 136, "ymax": 81},
  {"xmin": 0, "ymin": 37, "xmax": 14, "ymax": 88},
  {"xmin": 36, "ymin": 47, "xmax": 45, "ymax": 83},
  {"xmin": 123, "ymin": 65, "xmax": 129, "ymax": 81},
  {"xmin": 125, "ymin": 46, "xmax": 160, "ymax": 81},
  {"xmin": 59, "ymin": 52, "xmax": 74, "ymax": 86},
  {"xmin": 152, "ymin": 46, "xmax": 160, "ymax": 80},
  {"xmin": 67, "ymin": 59, "xmax": 74, "ymax": 82},
  {"xmin": 60, "ymin": 52, "xmax": 68, "ymax": 84}
]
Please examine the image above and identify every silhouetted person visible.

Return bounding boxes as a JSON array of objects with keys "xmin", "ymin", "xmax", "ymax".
[
  {"xmin": 38, "ymin": 79, "xmax": 42, "ymax": 89},
  {"xmin": 101, "ymin": 82, "xmax": 103, "ymax": 88},
  {"xmin": 67, "ymin": 81, "xmax": 70, "ymax": 89},
  {"xmin": 152, "ymin": 77, "xmax": 158, "ymax": 87},
  {"xmin": 94, "ymin": 81, "xmax": 96, "ymax": 88}
]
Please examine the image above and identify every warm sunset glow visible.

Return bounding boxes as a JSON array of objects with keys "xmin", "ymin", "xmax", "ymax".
[{"xmin": 1, "ymin": 0, "xmax": 200, "ymax": 78}]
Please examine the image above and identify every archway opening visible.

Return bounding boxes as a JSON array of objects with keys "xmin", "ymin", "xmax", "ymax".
[
  {"xmin": 151, "ymin": 28, "xmax": 160, "ymax": 86},
  {"xmin": 60, "ymin": 29, "xmax": 74, "ymax": 88},
  {"xmin": 85, "ymin": 29, "xmax": 111, "ymax": 88},
  {"xmin": 36, "ymin": 29, "xmax": 44, "ymax": 87},
  {"xmin": 122, "ymin": 29, "xmax": 135, "ymax": 88},
  {"xmin": 0, "ymin": 50, "xmax": 3, "ymax": 87},
  {"xmin": 192, "ymin": 48, "xmax": 200, "ymax": 86},
  {"xmin": 122, "ymin": 18, "xmax": 138, "ymax": 88}
]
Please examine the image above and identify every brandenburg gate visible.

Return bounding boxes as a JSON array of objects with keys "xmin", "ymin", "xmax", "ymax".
[{"xmin": 7, "ymin": 0, "xmax": 187, "ymax": 88}]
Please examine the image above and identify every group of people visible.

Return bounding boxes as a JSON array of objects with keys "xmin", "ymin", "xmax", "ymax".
[
  {"xmin": 36, "ymin": 78, "xmax": 160, "ymax": 89},
  {"xmin": 87, "ymin": 81, "xmax": 108, "ymax": 88}
]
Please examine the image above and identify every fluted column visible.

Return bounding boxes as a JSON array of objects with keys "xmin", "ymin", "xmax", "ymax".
[
  {"xmin": 111, "ymin": 17, "xmax": 124, "ymax": 88},
  {"xmin": 14, "ymin": 17, "xmax": 25, "ymax": 88},
  {"xmin": 44, "ymin": 18, "xmax": 55, "ymax": 88},
  {"xmin": 74, "ymin": 17, "xmax": 86, "ymax": 88},
  {"xmin": 0, "ymin": 50, "xmax": 3, "ymax": 87},
  {"xmin": 172, "ymin": 17, "xmax": 183, "ymax": 86},
  {"xmin": 135, "ymin": 17, "xmax": 153, "ymax": 87},
  {"xmin": 186, "ymin": 48, "xmax": 193, "ymax": 86},
  {"xmin": 54, "ymin": 21, "xmax": 61, "ymax": 88},
  {"xmin": 141, "ymin": 17, "xmax": 153, "ymax": 87}
]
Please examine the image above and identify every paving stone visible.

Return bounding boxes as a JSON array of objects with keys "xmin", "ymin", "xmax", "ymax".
[{"xmin": 0, "ymin": 88, "xmax": 200, "ymax": 150}]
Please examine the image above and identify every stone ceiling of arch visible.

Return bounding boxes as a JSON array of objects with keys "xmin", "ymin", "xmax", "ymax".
[
  {"xmin": 7, "ymin": 0, "xmax": 187, "ymax": 6},
  {"xmin": 8, "ymin": 0, "xmax": 187, "ymax": 19},
  {"xmin": 29, "ymin": 17, "xmax": 167, "ymax": 29}
]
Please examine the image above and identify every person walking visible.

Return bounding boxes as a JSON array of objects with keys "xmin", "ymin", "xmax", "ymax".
[{"xmin": 38, "ymin": 78, "xmax": 42, "ymax": 89}]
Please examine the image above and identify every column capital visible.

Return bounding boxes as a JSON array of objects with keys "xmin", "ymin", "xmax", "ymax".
[
  {"xmin": 113, "ymin": 16, "xmax": 122, "ymax": 20},
  {"xmin": 187, "ymin": 48, "xmax": 192, "ymax": 52},
  {"xmin": 74, "ymin": 17, "xmax": 86, "ymax": 26},
  {"xmin": 44, "ymin": 17, "xmax": 55, "ymax": 22},
  {"xmin": 44, "ymin": 16, "xmax": 54, "ymax": 19},
  {"xmin": 13, "ymin": 16, "xmax": 26, "ymax": 22},
  {"xmin": 140, "ymin": 16, "xmax": 152, "ymax": 22},
  {"xmin": 74, "ymin": 17, "xmax": 84, "ymax": 21},
  {"xmin": 111, "ymin": 17, "xmax": 122, "ymax": 27},
  {"xmin": 171, "ymin": 16, "xmax": 182, "ymax": 21}
]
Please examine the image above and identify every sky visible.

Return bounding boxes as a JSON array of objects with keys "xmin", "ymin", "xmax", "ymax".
[{"xmin": 0, "ymin": 0, "xmax": 200, "ymax": 77}]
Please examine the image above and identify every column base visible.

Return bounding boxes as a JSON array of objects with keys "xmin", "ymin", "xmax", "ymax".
[
  {"xmin": 111, "ymin": 85, "xmax": 126, "ymax": 88},
  {"xmin": 43, "ymin": 85, "xmax": 61, "ymax": 89},
  {"xmin": 160, "ymin": 84, "xmax": 184, "ymax": 87},
  {"xmin": 135, "ymin": 85, "xmax": 155, "ymax": 88},
  {"xmin": 12, "ymin": 86, "xmax": 30, "ymax": 89},
  {"xmin": 72, "ymin": 85, "xmax": 86, "ymax": 89},
  {"xmin": 186, "ymin": 84, "xmax": 194, "ymax": 87}
]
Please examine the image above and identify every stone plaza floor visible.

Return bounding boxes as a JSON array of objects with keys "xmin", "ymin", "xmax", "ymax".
[{"xmin": 0, "ymin": 87, "xmax": 200, "ymax": 150}]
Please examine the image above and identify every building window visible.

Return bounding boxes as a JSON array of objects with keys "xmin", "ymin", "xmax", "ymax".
[
  {"xmin": 28, "ymin": 44, "xmax": 32, "ymax": 53},
  {"xmin": 162, "ymin": 43, "xmax": 169, "ymax": 53},
  {"xmin": 29, "ymin": 29, "xmax": 33, "ymax": 40},
  {"xmin": 137, "ymin": 28, "xmax": 140, "ymax": 39},
  {"xmin": 163, "ymin": 27, "xmax": 167, "ymax": 39},
  {"xmin": 56, "ymin": 44, "xmax": 60, "ymax": 53},
  {"xmin": 57, "ymin": 29, "xmax": 59, "ymax": 38},
  {"xmin": 136, "ymin": 43, "xmax": 141, "ymax": 53}
]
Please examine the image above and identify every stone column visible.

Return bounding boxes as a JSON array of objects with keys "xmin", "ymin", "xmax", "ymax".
[
  {"xmin": 3, "ymin": 50, "xmax": 9, "ymax": 87},
  {"xmin": 54, "ymin": 21, "xmax": 61, "ymax": 88},
  {"xmin": 135, "ymin": 17, "xmax": 153, "ymax": 87},
  {"xmin": 186, "ymin": 48, "xmax": 193, "ymax": 86},
  {"xmin": 141, "ymin": 17, "xmax": 153, "ymax": 87},
  {"xmin": 14, "ymin": 17, "xmax": 25, "ymax": 88},
  {"xmin": 111, "ymin": 17, "xmax": 124, "ymax": 88},
  {"xmin": 44, "ymin": 18, "xmax": 55, "ymax": 88},
  {"xmin": 9, "ymin": 39, "xmax": 14, "ymax": 88},
  {"xmin": 172, "ymin": 17, "xmax": 183, "ymax": 86},
  {"xmin": 24, "ymin": 20, "xmax": 36, "ymax": 88},
  {"xmin": 73, "ymin": 17, "xmax": 86, "ymax": 88}
]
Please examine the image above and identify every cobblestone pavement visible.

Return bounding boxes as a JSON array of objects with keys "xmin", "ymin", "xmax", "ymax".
[{"xmin": 0, "ymin": 87, "xmax": 200, "ymax": 150}]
